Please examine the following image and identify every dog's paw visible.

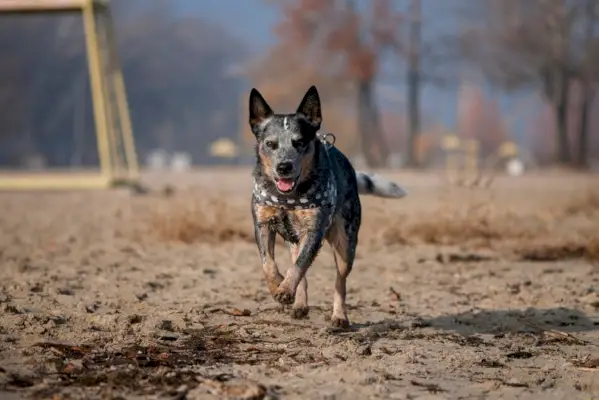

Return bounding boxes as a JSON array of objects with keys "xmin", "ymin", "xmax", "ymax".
[
  {"xmin": 290, "ymin": 306, "xmax": 309, "ymax": 319},
  {"xmin": 330, "ymin": 316, "xmax": 350, "ymax": 329},
  {"xmin": 273, "ymin": 287, "xmax": 295, "ymax": 305},
  {"xmin": 266, "ymin": 274, "xmax": 284, "ymax": 295}
]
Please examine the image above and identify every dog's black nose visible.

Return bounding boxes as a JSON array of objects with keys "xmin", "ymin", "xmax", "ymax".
[{"xmin": 276, "ymin": 162, "xmax": 293, "ymax": 176}]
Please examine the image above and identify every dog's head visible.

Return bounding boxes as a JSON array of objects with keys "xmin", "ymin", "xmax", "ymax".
[{"xmin": 249, "ymin": 85, "xmax": 322, "ymax": 194}]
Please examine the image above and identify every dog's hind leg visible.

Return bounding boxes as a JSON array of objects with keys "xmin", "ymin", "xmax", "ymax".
[
  {"xmin": 289, "ymin": 244, "xmax": 309, "ymax": 319},
  {"xmin": 326, "ymin": 216, "xmax": 358, "ymax": 329}
]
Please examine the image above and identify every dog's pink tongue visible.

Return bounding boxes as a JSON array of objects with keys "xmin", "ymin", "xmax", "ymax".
[{"xmin": 276, "ymin": 179, "xmax": 294, "ymax": 192}]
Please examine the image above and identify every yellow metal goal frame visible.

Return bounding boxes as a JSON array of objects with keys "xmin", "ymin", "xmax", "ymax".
[{"xmin": 0, "ymin": 0, "xmax": 139, "ymax": 190}]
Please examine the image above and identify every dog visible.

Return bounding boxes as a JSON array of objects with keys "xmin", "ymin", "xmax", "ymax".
[{"xmin": 249, "ymin": 85, "xmax": 408, "ymax": 328}]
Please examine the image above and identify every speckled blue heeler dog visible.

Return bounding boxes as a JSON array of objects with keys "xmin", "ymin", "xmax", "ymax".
[{"xmin": 249, "ymin": 85, "xmax": 408, "ymax": 328}]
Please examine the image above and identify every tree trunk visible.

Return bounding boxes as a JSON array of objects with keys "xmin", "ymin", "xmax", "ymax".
[
  {"xmin": 577, "ymin": 87, "xmax": 592, "ymax": 168},
  {"xmin": 370, "ymin": 85, "xmax": 389, "ymax": 165},
  {"xmin": 406, "ymin": 0, "xmax": 421, "ymax": 168},
  {"xmin": 555, "ymin": 72, "xmax": 571, "ymax": 164},
  {"xmin": 406, "ymin": 69, "xmax": 420, "ymax": 168},
  {"xmin": 357, "ymin": 79, "xmax": 387, "ymax": 168},
  {"xmin": 357, "ymin": 80, "xmax": 375, "ymax": 167},
  {"xmin": 577, "ymin": 0, "xmax": 597, "ymax": 169}
]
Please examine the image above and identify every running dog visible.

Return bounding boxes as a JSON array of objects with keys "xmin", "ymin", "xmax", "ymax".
[{"xmin": 249, "ymin": 85, "xmax": 408, "ymax": 328}]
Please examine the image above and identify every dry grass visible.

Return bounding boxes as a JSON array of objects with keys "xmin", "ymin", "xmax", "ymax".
[
  {"xmin": 514, "ymin": 240, "xmax": 586, "ymax": 262},
  {"xmin": 146, "ymin": 197, "xmax": 253, "ymax": 244},
  {"xmin": 381, "ymin": 202, "xmax": 552, "ymax": 247},
  {"xmin": 508, "ymin": 235, "xmax": 599, "ymax": 264},
  {"xmin": 559, "ymin": 187, "xmax": 599, "ymax": 217},
  {"xmin": 140, "ymin": 184, "xmax": 599, "ymax": 265},
  {"xmin": 379, "ymin": 188, "xmax": 599, "ymax": 254},
  {"xmin": 586, "ymin": 236, "xmax": 599, "ymax": 264}
]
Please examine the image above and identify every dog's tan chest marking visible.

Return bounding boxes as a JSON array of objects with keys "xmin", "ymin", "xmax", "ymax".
[
  {"xmin": 255, "ymin": 205, "xmax": 280, "ymax": 225},
  {"xmin": 289, "ymin": 208, "xmax": 320, "ymax": 233}
]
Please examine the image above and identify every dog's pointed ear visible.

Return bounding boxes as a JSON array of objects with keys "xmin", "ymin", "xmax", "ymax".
[
  {"xmin": 296, "ymin": 85, "xmax": 322, "ymax": 129},
  {"xmin": 249, "ymin": 88, "xmax": 274, "ymax": 131}
]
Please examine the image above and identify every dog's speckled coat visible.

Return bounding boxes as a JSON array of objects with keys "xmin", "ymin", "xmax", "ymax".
[{"xmin": 249, "ymin": 86, "xmax": 407, "ymax": 327}]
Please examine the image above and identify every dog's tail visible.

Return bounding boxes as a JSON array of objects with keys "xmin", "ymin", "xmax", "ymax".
[{"xmin": 355, "ymin": 171, "xmax": 408, "ymax": 199}]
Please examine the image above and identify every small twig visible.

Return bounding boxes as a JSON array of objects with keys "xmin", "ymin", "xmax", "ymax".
[
  {"xmin": 389, "ymin": 286, "xmax": 402, "ymax": 301},
  {"xmin": 544, "ymin": 329, "xmax": 590, "ymax": 345},
  {"xmin": 410, "ymin": 380, "xmax": 447, "ymax": 393}
]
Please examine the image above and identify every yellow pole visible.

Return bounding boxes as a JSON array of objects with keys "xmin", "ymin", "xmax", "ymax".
[
  {"xmin": 82, "ymin": 0, "xmax": 112, "ymax": 181},
  {"xmin": 104, "ymin": 5, "xmax": 140, "ymax": 179},
  {"xmin": 95, "ymin": 7, "xmax": 121, "ymax": 178}
]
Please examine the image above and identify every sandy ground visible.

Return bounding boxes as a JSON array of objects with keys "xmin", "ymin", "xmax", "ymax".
[{"xmin": 0, "ymin": 168, "xmax": 598, "ymax": 400}]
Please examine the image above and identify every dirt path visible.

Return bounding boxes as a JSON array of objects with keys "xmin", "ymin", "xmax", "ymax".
[{"xmin": 1, "ymin": 170, "xmax": 598, "ymax": 399}]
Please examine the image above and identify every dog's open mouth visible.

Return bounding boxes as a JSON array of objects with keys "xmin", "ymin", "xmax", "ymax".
[{"xmin": 275, "ymin": 178, "xmax": 296, "ymax": 193}]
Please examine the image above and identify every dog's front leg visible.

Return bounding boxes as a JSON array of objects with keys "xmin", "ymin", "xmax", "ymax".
[
  {"xmin": 289, "ymin": 244, "xmax": 309, "ymax": 319},
  {"xmin": 253, "ymin": 205, "xmax": 284, "ymax": 296},
  {"xmin": 274, "ymin": 208, "xmax": 331, "ymax": 305}
]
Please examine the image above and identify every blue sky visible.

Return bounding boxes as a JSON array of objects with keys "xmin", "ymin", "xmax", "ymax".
[{"xmin": 176, "ymin": 0, "xmax": 279, "ymax": 49}]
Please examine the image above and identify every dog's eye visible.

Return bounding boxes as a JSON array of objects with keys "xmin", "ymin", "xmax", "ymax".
[
  {"xmin": 292, "ymin": 139, "xmax": 306, "ymax": 148},
  {"xmin": 264, "ymin": 140, "xmax": 278, "ymax": 150}
]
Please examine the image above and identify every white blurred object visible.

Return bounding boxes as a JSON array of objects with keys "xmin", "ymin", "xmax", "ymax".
[
  {"xmin": 506, "ymin": 158, "xmax": 524, "ymax": 177},
  {"xmin": 21, "ymin": 154, "xmax": 47, "ymax": 170},
  {"xmin": 146, "ymin": 149, "xmax": 169, "ymax": 170},
  {"xmin": 387, "ymin": 152, "xmax": 404, "ymax": 168},
  {"xmin": 171, "ymin": 152, "xmax": 192, "ymax": 172}
]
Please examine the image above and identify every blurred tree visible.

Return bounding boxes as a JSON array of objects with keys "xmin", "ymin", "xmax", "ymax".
[
  {"xmin": 528, "ymin": 103, "xmax": 555, "ymax": 165},
  {"xmin": 573, "ymin": 0, "xmax": 599, "ymax": 167},
  {"xmin": 374, "ymin": 0, "xmax": 463, "ymax": 168},
  {"xmin": 457, "ymin": 81, "xmax": 507, "ymax": 158},
  {"xmin": 405, "ymin": 0, "xmax": 422, "ymax": 168},
  {"xmin": 250, "ymin": 0, "xmax": 406, "ymax": 168},
  {"xmin": 240, "ymin": 0, "xmax": 355, "ymax": 153},
  {"xmin": 461, "ymin": 0, "xmax": 599, "ymax": 167}
]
